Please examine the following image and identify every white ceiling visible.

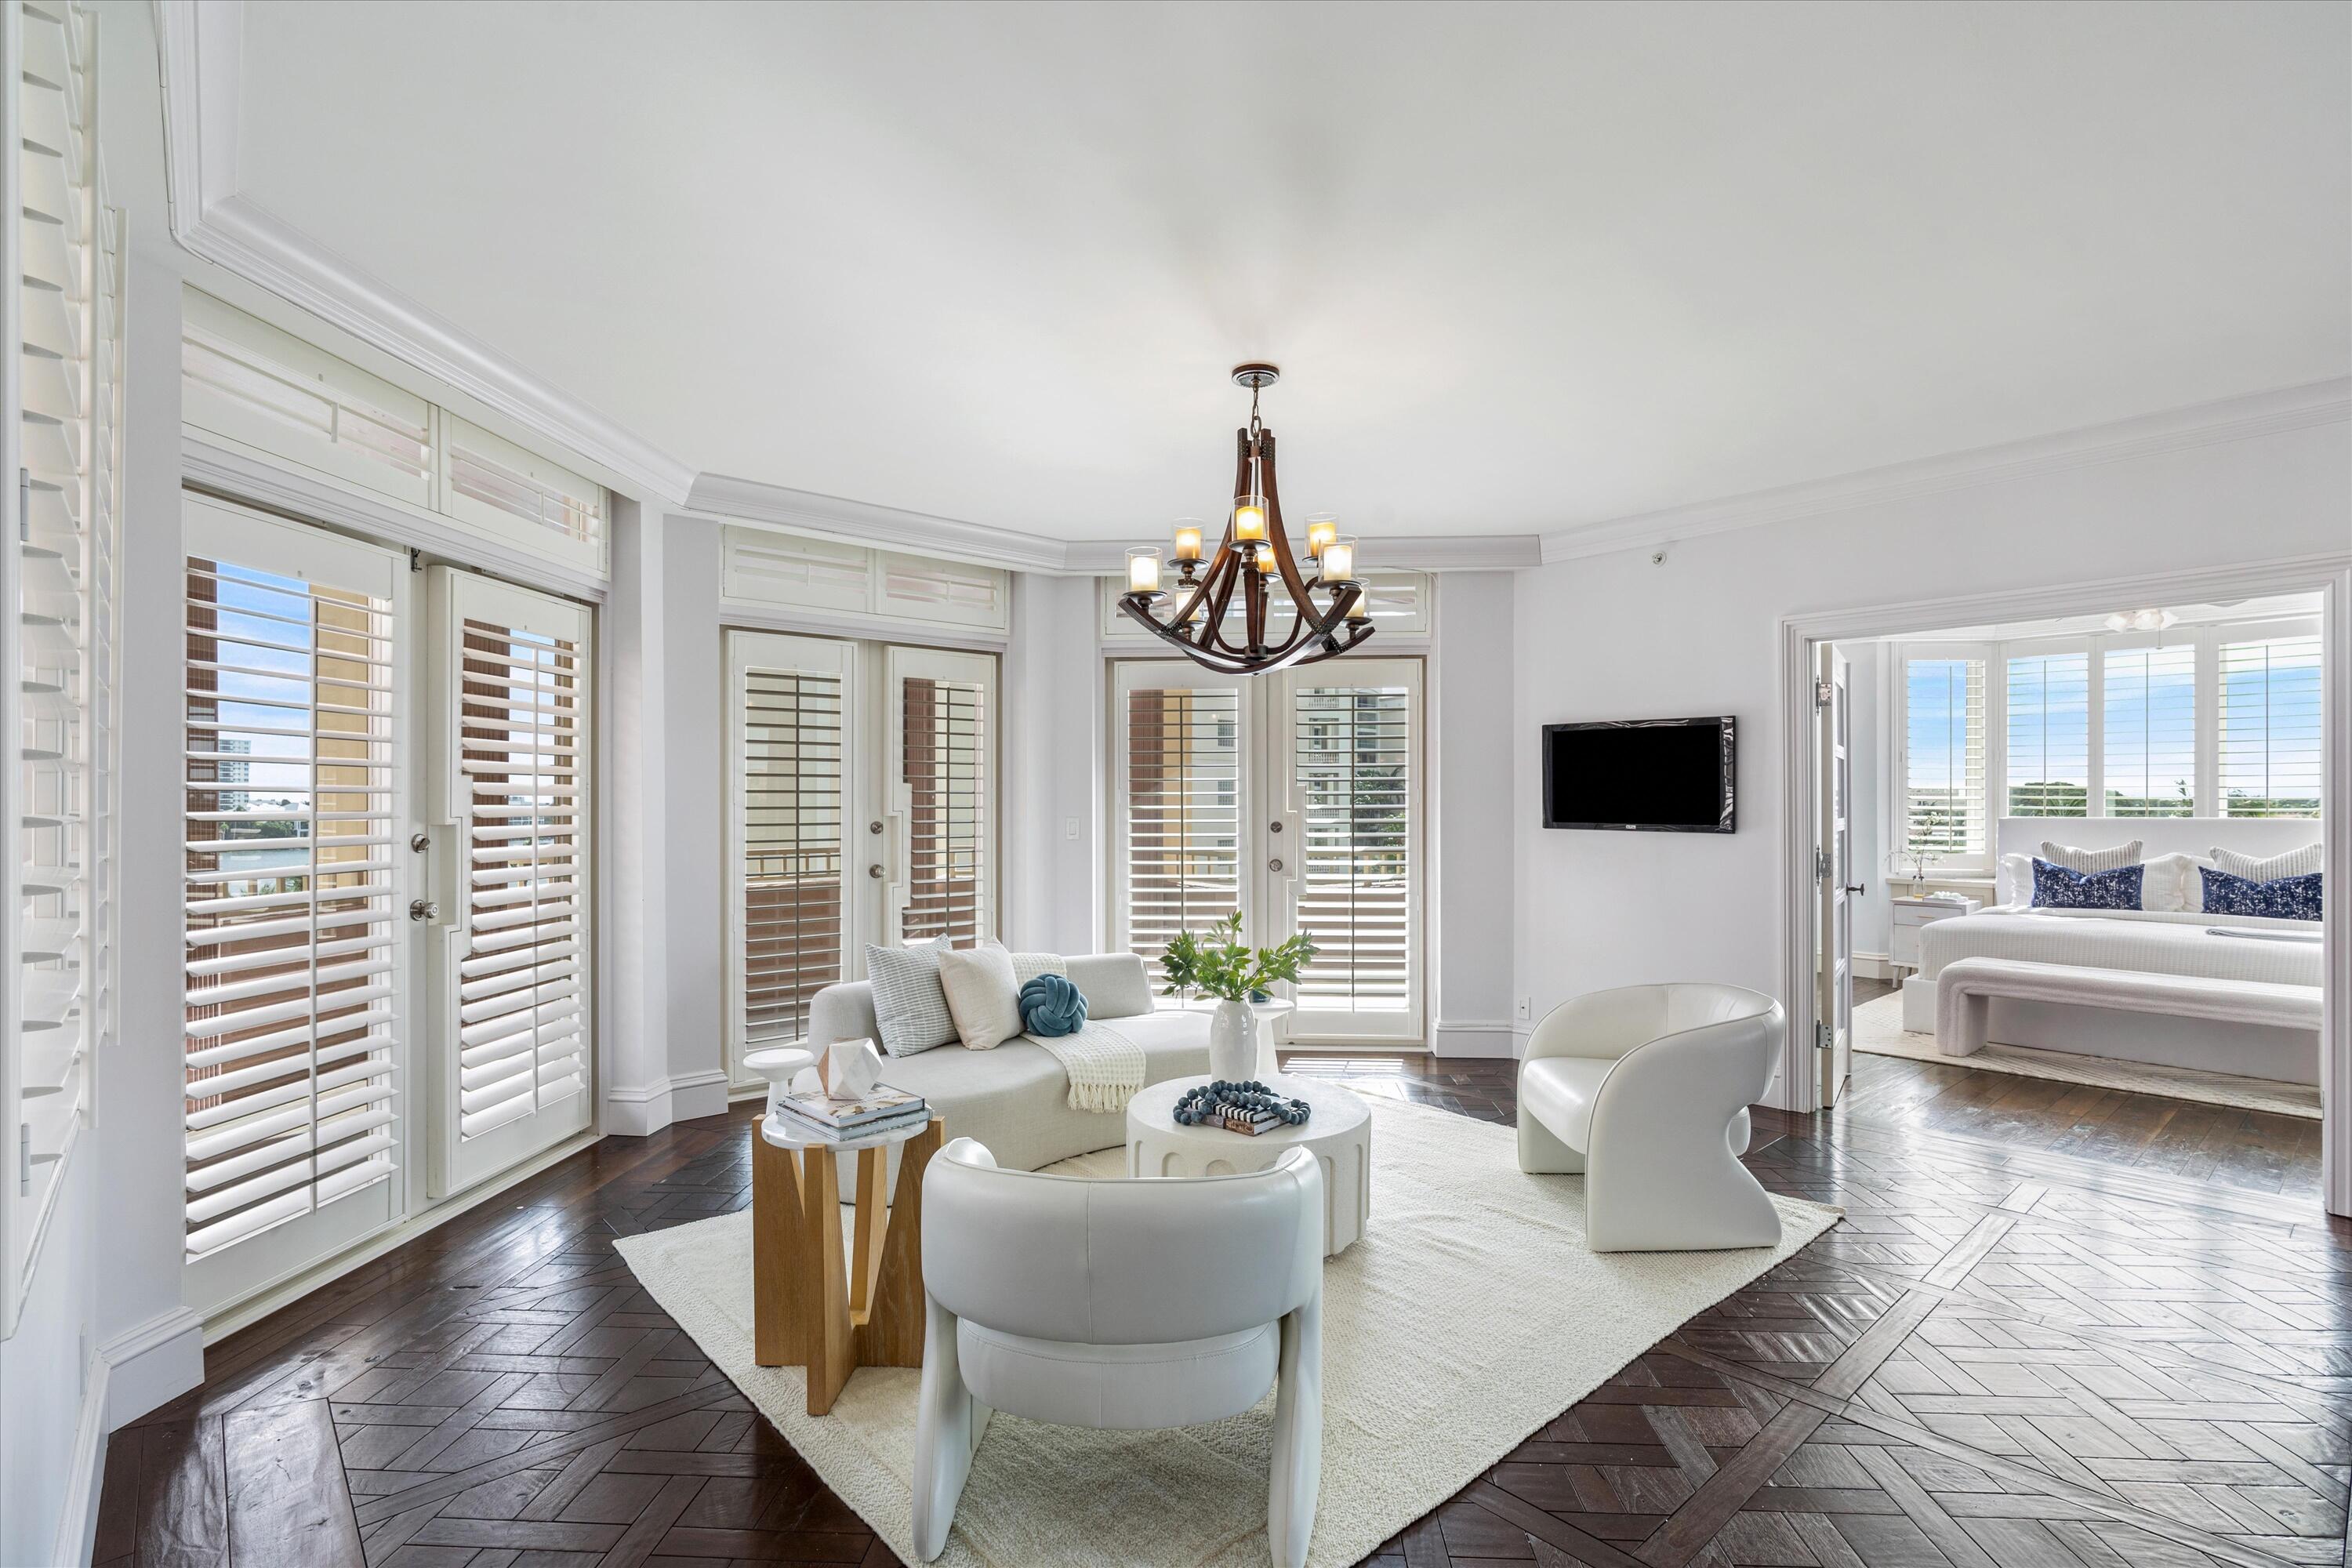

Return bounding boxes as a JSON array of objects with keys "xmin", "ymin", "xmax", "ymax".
[{"xmin": 232, "ymin": 1, "xmax": 2349, "ymax": 543}]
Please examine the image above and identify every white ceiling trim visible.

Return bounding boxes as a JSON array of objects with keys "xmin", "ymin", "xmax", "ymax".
[
  {"xmin": 154, "ymin": 0, "xmax": 699, "ymax": 504},
  {"xmin": 686, "ymin": 473, "xmax": 1069, "ymax": 574},
  {"xmin": 1542, "ymin": 377, "xmax": 2352, "ymax": 564},
  {"xmin": 1061, "ymin": 535, "xmax": 1541, "ymax": 575}
]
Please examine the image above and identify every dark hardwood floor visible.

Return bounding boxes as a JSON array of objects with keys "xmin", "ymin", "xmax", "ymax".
[{"xmin": 98, "ymin": 1008, "xmax": 2352, "ymax": 1567}]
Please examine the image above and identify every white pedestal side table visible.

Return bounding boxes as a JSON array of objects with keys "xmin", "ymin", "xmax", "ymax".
[{"xmin": 1123, "ymin": 1073, "xmax": 1371, "ymax": 1257}]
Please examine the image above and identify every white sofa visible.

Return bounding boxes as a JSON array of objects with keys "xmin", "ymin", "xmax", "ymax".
[
  {"xmin": 1515, "ymin": 983, "xmax": 1785, "ymax": 1253},
  {"xmin": 806, "ymin": 953, "xmax": 1211, "ymax": 1178},
  {"xmin": 911, "ymin": 1137, "xmax": 1325, "ymax": 1568}
]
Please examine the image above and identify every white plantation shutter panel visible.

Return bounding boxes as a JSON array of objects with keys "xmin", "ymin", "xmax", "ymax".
[
  {"xmin": 728, "ymin": 632, "xmax": 854, "ymax": 1077},
  {"xmin": 2005, "ymin": 652, "xmax": 2089, "ymax": 817},
  {"xmin": 449, "ymin": 587, "xmax": 593, "ymax": 1152},
  {"xmin": 2220, "ymin": 634, "xmax": 2321, "ymax": 818},
  {"xmin": 2103, "ymin": 643, "xmax": 2197, "ymax": 817},
  {"xmin": 1117, "ymin": 669, "xmax": 1243, "ymax": 966},
  {"xmin": 1288, "ymin": 664, "xmax": 1420, "ymax": 1036},
  {"xmin": 1903, "ymin": 655, "xmax": 1987, "ymax": 865},
  {"xmin": 888, "ymin": 648, "xmax": 993, "ymax": 946},
  {"xmin": 182, "ymin": 546, "xmax": 400, "ymax": 1261}
]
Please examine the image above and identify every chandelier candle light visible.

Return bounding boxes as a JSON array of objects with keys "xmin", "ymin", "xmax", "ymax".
[{"xmin": 1120, "ymin": 365, "xmax": 1374, "ymax": 673}]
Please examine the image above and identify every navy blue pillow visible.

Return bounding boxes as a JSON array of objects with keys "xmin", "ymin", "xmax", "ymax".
[
  {"xmin": 2031, "ymin": 857, "xmax": 2143, "ymax": 911},
  {"xmin": 2201, "ymin": 867, "xmax": 2322, "ymax": 922}
]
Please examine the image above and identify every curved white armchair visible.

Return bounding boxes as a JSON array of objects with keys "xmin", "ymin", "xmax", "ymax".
[
  {"xmin": 911, "ymin": 1137, "xmax": 1325, "ymax": 1568},
  {"xmin": 1517, "ymin": 983, "xmax": 1784, "ymax": 1253}
]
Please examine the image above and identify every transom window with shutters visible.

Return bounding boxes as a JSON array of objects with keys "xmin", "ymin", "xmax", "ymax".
[
  {"xmin": 1894, "ymin": 614, "xmax": 2323, "ymax": 873},
  {"xmin": 723, "ymin": 632, "xmax": 998, "ymax": 1084},
  {"xmin": 1112, "ymin": 658, "xmax": 1425, "ymax": 1044}
]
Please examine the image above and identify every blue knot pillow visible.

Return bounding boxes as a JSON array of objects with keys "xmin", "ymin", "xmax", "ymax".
[{"xmin": 1018, "ymin": 974, "xmax": 1088, "ymax": 1038}]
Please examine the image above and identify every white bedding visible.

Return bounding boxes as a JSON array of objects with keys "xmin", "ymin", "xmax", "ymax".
[{"xmin": 1917, "ymin": 906, "xmax": 2323, "ymax": 990}]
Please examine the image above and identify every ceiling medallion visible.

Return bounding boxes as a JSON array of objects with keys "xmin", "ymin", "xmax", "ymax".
[{"xmin": 1119, "ymin": 365, "xmax": 1372, "ymax": 674}]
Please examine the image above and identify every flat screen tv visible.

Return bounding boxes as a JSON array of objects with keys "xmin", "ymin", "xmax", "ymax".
[{"xmin": 1543, "ymin": 716, "xmax": 1735, "ymax": 833}]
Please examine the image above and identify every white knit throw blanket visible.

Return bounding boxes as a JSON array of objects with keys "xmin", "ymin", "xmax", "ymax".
[{"xmin": 1023, "ymin": 1018, "xmax": 1146, "ymax": 1113}]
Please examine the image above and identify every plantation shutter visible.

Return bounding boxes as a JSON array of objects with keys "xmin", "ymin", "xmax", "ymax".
[
  {"xmin": 726, "ymin": 631, "xmax": 855, "ymax": 1083},
  {"xmin": 2102, "ymin": 643, "xmax": 2197, "ymax": 817},
  {"xmin": 1902, "ymin": 654, "xmax": 1987, "ymax": 866},
  {"xmin": 2004, "ymin": 651, "xmax": 2089, "ymax": 817},
  {"xmin": 433, "ymin": 570, "xmax": 591, "ymax": 1192},
  {"xmin": 1115, "ymin": 666, "xmax": 1245, "ymax": 967},
  {"xmin": 2220, "ymin": 633, "xmax": 2321, "ymax": 818},
  {"xmin": 886, "ymin": 647, "xmax": 994, "ymax": 946},
  {"xmin": 181, "ymin": 506, "xmax": 403, "ymax": 1270},
  {"xmin": 1282, "ymin": 660, "xmax": 1421, "ymax": 1040}
]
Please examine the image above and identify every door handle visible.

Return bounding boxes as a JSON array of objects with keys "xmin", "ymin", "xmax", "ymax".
[
  {"xmin": 869, "ymin": 865, "xmax": 884, "ymax": 880},
  {"xmin": 408, "ymin": 898, "xmax": 440, "ymax": 922},
  {"xmin": 1842, "ymin": 884, "xmax": 1867, "ymax": 896},
  {"xmin": 1268, "ymin": 858, "xmax": 1284, "ymax": 873}
]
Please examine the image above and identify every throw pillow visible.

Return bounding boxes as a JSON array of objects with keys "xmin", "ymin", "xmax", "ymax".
[
  {"xmin": 2140, "ymin": 851, "xmax": 2216, "ymax": 913},
  {"xmin": 2200, "ymin": 867, "xmax": 2323, "ymax": 922},
  {"xmin": 1997, "ymin": 851, "xmax": 2035, "ymax": 908},
  {"xmin": 937, "ymin": 938, "xmax": 1025, "ymax": 1051},
  {"xmin": 2211, "ymin": 844, "xmax": 2323, "ymax": 882},
  {"xmin": 864, "ymin": 938, "xmax": 956, "ymax": 1058},
  {"xmin": 2038, "ymin": 839, "xmax": 2143, "ymax": 874},
  {"xmin": 2031, "ymin": 857, "xmax": 2144, "ymax": 911},
  {"xmin": 1010, "ymin": 951, "xmax": 1067, "ymax": 985},
  {"xmin": 1018, "ymin": 973, "xmax": 1089, "ymax": 1037}
]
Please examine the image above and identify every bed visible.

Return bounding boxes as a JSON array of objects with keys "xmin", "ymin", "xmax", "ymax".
[{"xmin": 1896, "ymin": 818, "xmax": 2325, "ymax": 1083}]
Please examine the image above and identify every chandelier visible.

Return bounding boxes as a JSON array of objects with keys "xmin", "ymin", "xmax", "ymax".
[{"xmin": 1118, "ymin": 364, "xmax": 1371, "ymax": 674}]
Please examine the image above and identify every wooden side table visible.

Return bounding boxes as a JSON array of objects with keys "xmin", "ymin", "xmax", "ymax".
[{"xmin": 751, "ymin": 1111, "xmax": 945, "ymax": 1415}]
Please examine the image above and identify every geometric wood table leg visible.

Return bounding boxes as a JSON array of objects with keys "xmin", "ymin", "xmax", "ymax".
[
  {"xmin": 851, "ymin": 1146, "xmax": 889, "ymax": 1319},
  {"xmin": 858, "ymin": 1117, "xmax": 945, "ymax": 1369},
  {"xmin": 802, "ymin": 1141, "xmax": 855, "ymax": 1415},
  {"xmin": 751, "ymin": 1116, "xmax": 804, "ymax": 1369}
]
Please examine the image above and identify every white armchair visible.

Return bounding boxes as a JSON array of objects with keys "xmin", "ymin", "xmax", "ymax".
[
  {"xmin": 910, "ymin": 1137, "xmax": 1326, "ymax": 1568},
  {"xmin": 1516, "ymin": 983, "xmax": 1784, "ymax": 1253}
]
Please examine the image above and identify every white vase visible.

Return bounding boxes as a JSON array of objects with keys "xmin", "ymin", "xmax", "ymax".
[{"xmin": 1208, "ymin": 997, "xmax": 1258, "ymax": 1083}]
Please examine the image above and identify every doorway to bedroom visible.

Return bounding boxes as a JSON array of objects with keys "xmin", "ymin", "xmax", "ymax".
[{"xmin": 1806, "ymin": 588, "xmax": 2332, "ymax": 1196}]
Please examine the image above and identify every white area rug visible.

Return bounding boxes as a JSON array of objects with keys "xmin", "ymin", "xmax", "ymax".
[
  {"xmin": 615, "ymin": 1095, "xmax": 1838, "ymax": 1568},
  {"xmin": 1853, "ymin": 992, "xmax": 2320, "ymax": 1120}
]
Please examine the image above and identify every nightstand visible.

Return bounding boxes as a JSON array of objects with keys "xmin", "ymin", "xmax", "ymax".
[{"xmin": 1890, "ymin": 895, "xmax": 1980, "ymax": 977}]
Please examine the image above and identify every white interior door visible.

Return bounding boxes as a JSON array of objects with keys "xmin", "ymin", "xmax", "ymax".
[
  {"xmin": 726, "ymin": 630, "xmax": 859, "ymax": 1087},
  {"xmin": 181, "ymin": 496, "xmax": 408, "ymax": 1314},
  {"xmin": 1268, "ymin": 659, "xmax": 1425, "ymax": 1044},
  {"xmin": 1817, "ymin": 644, "xmax": 1856, "ymax": 1105},
  {"xmin": 426, "ymin": 568, "xmax": 592, "ymax": 1196}
]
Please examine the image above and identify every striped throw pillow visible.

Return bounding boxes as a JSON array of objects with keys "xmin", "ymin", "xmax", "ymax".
[
  {"xmin": 865, "ymin": 938, "xmax": 957, "ymax": 1058},
  {"xmin": 2210, "ymin": 844, "xmax": 2322, "ymax": 882},
  {"xmin": 2038, "ymin": 839, "xmax": 2143, "ymax": 874}
]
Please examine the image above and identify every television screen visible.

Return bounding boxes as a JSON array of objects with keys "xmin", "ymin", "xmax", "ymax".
[{"xmin": 1544, "ymin": 717, "xmax": 1734, "ymax": 833}]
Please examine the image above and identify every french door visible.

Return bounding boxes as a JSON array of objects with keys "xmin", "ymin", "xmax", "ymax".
[
  {"xmin": 1112, "ymin": 658, "xmax": 1425, "ymax": 1045},
  {"xmin": 182, "ymin": 495, "xmax": 595, "ymax": 1314},
  {"xmin": 724, "ymin": 631, "xmax": 996, "ymax": 1084}
]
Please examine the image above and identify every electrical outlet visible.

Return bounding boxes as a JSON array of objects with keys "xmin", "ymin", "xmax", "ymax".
[
  {"xmin": 1064, "ymin": 816, "xmax": 1080, "ymax": 840},
  {"xmin": 1515, "ymin": 996, "xmax": 1531, "ymax": 1021}
]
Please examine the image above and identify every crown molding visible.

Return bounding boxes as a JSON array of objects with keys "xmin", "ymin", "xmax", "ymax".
[
  {"xmin": 154, "ymin": 0, "xmax": 699, "ymax": 504},
  {"xmin": 1542, "ymin": 378, "xmax": 2352, "ymax": 564},
  {"xmin": 1062, "ymin": 533, "xmax": 1541, "ymax": 575}
]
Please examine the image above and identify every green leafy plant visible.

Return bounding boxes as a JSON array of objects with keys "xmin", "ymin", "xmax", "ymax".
[{"xmin": 1158, "ymin": 911, "xmax": 1316, "ymax": 1003}]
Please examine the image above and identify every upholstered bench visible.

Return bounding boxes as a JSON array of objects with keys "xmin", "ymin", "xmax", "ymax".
[{"xmin": 1934, "ymin": 957, "xmax": 2323, "ymax": 1058}]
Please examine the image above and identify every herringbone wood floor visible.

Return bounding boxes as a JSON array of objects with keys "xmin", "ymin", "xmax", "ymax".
[{"xmin": 97, "ymin": 1027, "xmax": 2352, "ymax": 1568}]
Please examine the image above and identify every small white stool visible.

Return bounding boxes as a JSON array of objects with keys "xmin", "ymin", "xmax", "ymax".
[{"xmin": 1123, "ymin": 1073, "xmax": 1372, "ymax": 1257}]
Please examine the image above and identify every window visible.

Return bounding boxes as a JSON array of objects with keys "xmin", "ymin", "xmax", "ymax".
[
  {"xmin": 1116, "ymin": 671, "xmax": 1244, "ymax": 968},
  {"xmin": 1287, "ymin": 669, "xmax": 1420, "ymax": 1030},
  {"xmin": 2005, "ymin": 652, "xmax": 2088, "ymax": 816},
  {"xmin": 2102, "ymin": 644, "xmax": 2197, "ymax": 817},
  {"xmin": 731, "ymin": 636, "xmax": 852, "ymax": 1054},
  {"xmin": 1903, "ymin": 655, "xmax": 1987, "ymax": 866},
  {"xmin": 2221, "ymin": 634, "xmax": 2321, "ymax": 818}
]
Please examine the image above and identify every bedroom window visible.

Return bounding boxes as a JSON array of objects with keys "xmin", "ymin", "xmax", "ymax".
[
  {"xmin": 2005, "ymin": 652, "xmax": 2089, "ymax": 817},
  {"xmin": 2102, "ymin": 644, "xmax": 2198, "ymax": 818},
  {"xmin": 1902, "ymin": 655, "xmax": 1987, "ymax": 867},
  {"xmin": 2220, "ymin": 634, "xmax": 2321, "ymax": 818}
]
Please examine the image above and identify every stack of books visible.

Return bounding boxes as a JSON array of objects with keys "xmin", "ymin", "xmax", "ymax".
[
  {"xmin": 1207, "ymin": 1105, "xmax": 1287, "ymax": 1137},
  {"xmin": 770, "ymin": 1080, "xmax": 930, "ymax": 1142}
]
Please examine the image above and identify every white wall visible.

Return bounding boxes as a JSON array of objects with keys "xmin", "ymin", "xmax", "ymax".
[
  {"xmin": 661, "ymin": 520, "xmax": 728, "ymax": 1117},
  {"xmin": 1004, "ymin": 573, "xmax": 1102, "ymax": 954},
  {"xmin": 1433, "ymin": 574, "xmax": 1518, "ymax": 1052},
  {"xmin": 1512, "ymin": 419, "xmax": 2350, "ymax": 1087}
]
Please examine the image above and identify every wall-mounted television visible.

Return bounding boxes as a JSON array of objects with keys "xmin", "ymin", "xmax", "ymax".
[{"xmin": 1543, "ymin": 716, "xmax": 1735, "ymax": 833}]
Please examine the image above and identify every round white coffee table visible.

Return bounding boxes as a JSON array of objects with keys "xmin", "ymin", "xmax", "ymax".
[{"xmin": 1124, "ymin": 1073, "xmax": 1371, "ymax": 1257}]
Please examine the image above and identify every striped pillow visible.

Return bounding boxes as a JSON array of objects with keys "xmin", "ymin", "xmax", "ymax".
[
  {"xmin": 865, "ymin": 938, "xmax": 957, "ymax": 1058},
  {"xmin": 2211, "ymin": 844, "xmax": 2322, "ymax": 882},
  {"xmin": 2038, "ymin": 839, "xmax": 2143, "ymax": 874}
]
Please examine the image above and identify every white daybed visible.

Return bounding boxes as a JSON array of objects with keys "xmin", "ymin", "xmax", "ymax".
[{"xmin": 1897, "ymin": 818, "xmax": 2325, "ymax": 1083}]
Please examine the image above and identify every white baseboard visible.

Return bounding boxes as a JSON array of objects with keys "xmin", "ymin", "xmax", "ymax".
[
  {"xmin": 1432, "ymin": 1020, "xmax": 1518, "ymax": 1058},
  {"xmin": 57, "ymin": 1349, "xmax": 110, "ymax": 1568},
  {"xmin": 668, "ymin": 1069, "xmax": 732, "ymax": 1123},
  {"xmin": 1855, "ymin": 951, "xmax": 1895, "ymax": 982},
  {"xmin": 101, "ymin": 1306, "xmax": 205, "ymax": 1431},
  {"xmin": 607, "ymin": 1069, "xmax": 732, "ymax": 1135}
]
